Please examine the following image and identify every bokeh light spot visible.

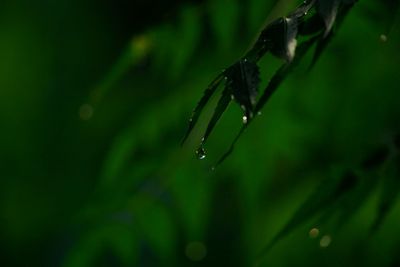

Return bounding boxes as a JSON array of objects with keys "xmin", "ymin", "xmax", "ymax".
[
  {"xmin": 185, "ymin": 241, "xmax": 207, "ymax": 261},
  {"xmin": 79, "ymin": 103, "xmax": 94, "ymax": 120},
  {"xmin": 320, "ymin": 235, "xmax": 332, "ymax": 248},
  {"xmin": 309, "ymin": 228, "xmax": 319, "ymax": 238}
]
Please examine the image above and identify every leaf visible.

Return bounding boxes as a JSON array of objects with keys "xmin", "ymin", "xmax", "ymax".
[
  {"xmin": 181, "ymin": 73, "xmax": 224, "ymax": 145},
  {"xmin": 197, "ymin": 87, "xmax": 232, "ymax": 155},
  {"xmin": 380, "ymin": 0, "xmax": 400, "ymax": 34},
  {"xmin": 266, "ymin": 0, "xmax": 315, "ymax": 62},
  {"xmin": 316, "ymin": 0, "xmax": 341, "ymax": 36},
  {"xmin": 331, "ymin": 171, "xmax": 378, "ymax": 231},
  {"xmin": 309, "ymin": 31, "xmax": 333, "ymax": 70},
  {"xmin": 309, "ymin": 3, "xmax": 352, "ymax": 69},
  {"xmin": 253, "ymin": 18, "xmax": 285, "ymax": 61},
  {"xmin": 360, "ymin": 145, "xmax": 390, "ymax": 171},
  {"xmin": 298, "ymin": 11, "xmax": 326, "ymax": 36},
  {"xmin": 257, "ymin": 169, "xmax": 359, "ymax": 257},
  {"xmin": 255, "ymin": 35, "xmax": 319, "ymax": 114},
  {"xmin": 214, "ymin": 125, "xmax": 247, "ymax": 167},
  {"xmin": 371, "ymin": 156, "xmax": 400, "ymax": 232},
  {"xmin": 282, "ymin": 17, "xmax": 300, "ymax": 62},
  {"xmin": 215, "ymin": 36, "xmax": 319, "ymax": 166},
  {"xmin": 225, "ymin": 59, "xmax": 261, "ymax": 118},
  {"xmin": 261, "ymin": 17, "xmax": 300, "ymax": 62}
]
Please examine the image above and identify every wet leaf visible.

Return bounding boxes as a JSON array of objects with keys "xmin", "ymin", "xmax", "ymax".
[
  {"xmin": 316, "ymin": 0, "xmax": 341, "ymax": 36},
  {"xmin": 215, "ymin": 125, "xmax": 247, "ymax": 167},
  {"xmin": 253, "ymin": 18, "xmax": 285, "ymax": 61},
  {"xmin": 225, "ymin": 59, "xmax": 261, "ymax": 118},
  {"xmin": 255, "ymin": 35, "xmax": 319, "ymax": 114},
  {"xmin": 215, "ymin": 36, "xmax": 319, "ymax": 166},
  {"xmin": 309, "ymin": 3, "xmax": 352, "ymax": 69},
  {"xmin": 197, "ymin": 87, "xmax": 232, "ymax": 154},
  {"xmin": 184, "ymin": 0, "xmax": 358, "ymax": 161},
  {"xmin": 261, "ymin": 17, "xmax": 299, "ymax": 62},
  {"xmin": 298, "ymin": 14, "xmax": 325, "ymax": 36},
  {"xmin": 309, "ymin": 31, "xmax": 333, "ymax": 70},
  {"xmin": 181, "ymin": 74, "xmax": 224, "ymax": 145}
]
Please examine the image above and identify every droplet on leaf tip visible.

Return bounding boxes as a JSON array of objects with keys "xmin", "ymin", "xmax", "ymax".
[{"xmin": 196, "ymin": 147, "xmax": 206, "ymax": 160}]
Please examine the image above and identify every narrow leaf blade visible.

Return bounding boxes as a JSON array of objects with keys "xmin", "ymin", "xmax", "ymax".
[{"xmin": 181, "ymin": 74, "xmax": 223, "ymax": 145}]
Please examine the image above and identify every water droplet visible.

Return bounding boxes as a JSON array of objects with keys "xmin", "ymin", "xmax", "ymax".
[
  {"xmin": 319, "ymin": 235, "xmax": 332, "ymax": 248},
  {"xmin": 224, "ymin": 76, "xmax": 228, "ymax": 80},
  {"xmin": 309, "ymin": 228, "xmax": 319, "ymax": 238},
  {"xmin": 242, "ymin": 116, "xmax": 248, "ymax": 124},
  {"xmin": 257, "ymin": 111, "xmax": 262, "ymax": 116},
  {"xmin": 243, "ymin": 58, "xmax": 248, "ymax": 62},
  {"xmin": 380, "ymin": 34, "xmax": 387, "ymax": 42},
  {"xmin": 196, "ymin": 147, "xmax": 206, "ymax": 160}
]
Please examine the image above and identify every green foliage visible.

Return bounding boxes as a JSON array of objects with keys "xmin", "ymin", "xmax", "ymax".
[{"xmin": 1, "ymin": 0, "xmax": 400, "ymax": 267}]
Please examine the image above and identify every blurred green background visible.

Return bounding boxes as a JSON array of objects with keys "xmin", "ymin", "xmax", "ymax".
[{"xmin": 1, "ymin": 0, "xmax": 400, "ymax": 266}]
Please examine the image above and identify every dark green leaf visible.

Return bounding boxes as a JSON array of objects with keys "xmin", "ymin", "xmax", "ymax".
[
  {"xmin": 214, "ymin": 125, "xmax": 247, "ymax": 167},
  {"xmin": 197, "ymin": 87, "xmax": 232, "ymax": 156},
  {"xmin": 225, "ymin": 59, "xmax": 261, "ymax": 118},
  {"xmin": 316, "ymin": 0, "xmax": 341, "ymax": 36},
  {"xmin": 181, "ymin": 73, "xmax": 223, "ymax": 145},
  {"xmin": 309, "ymin": 31, "xmax": 333, "ymax": 70},
  {"xmin": 331, "ymin": 171, "xmax": 378, "ymax": 231},
  {"xmin": 257, "ymin": 169, "xmax": 359, "ymax": 257},
  {"xmin": 263, "ymin": 17, "xmax": 299, "ymax": 62},
  {"xmin": 255, "ymin": 18, "xmax": 285, "ymax": 61},
  {"xmin": 215, "ymin": 36, "xmax": 319, "ymax": 166},
  {"xmin": 255, "ymin": 36, "xmax": 318, "ymax": 114},
  {"xmin": 309, "ymin": 3, "xmax": 352, "ymax": 69},
  {"xmin": 298, "ymin": 12, "xmax": 325, "ymax": 36},
  {"xmin": 371, "ymin": 156, "xmax": 400, "ymax": 232}
]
